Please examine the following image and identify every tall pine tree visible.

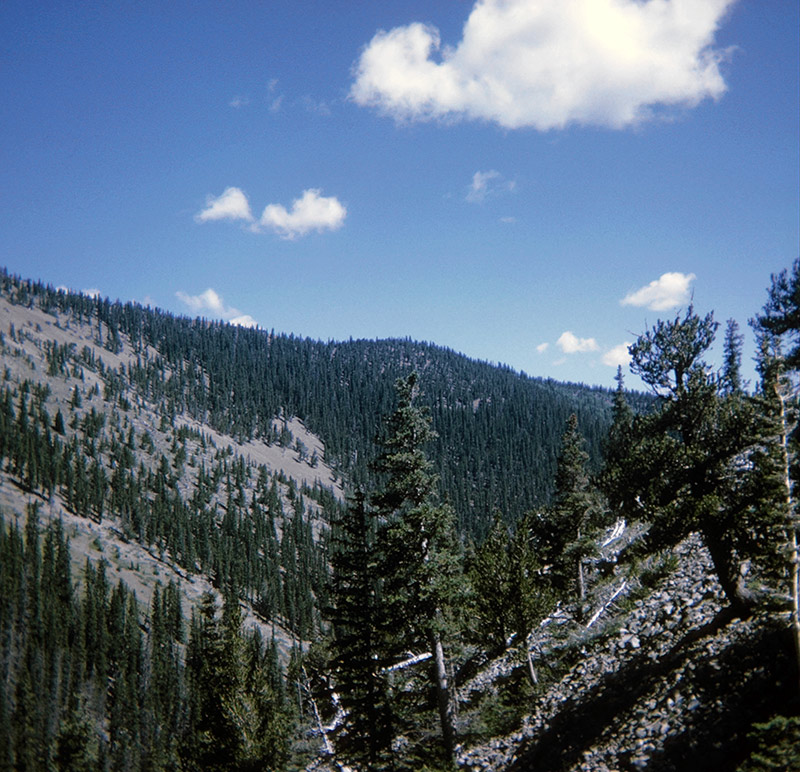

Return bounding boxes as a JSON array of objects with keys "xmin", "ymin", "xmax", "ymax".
[
  {"xmin": 328, "ymin": 490, "xmax": 394, "ymax": 770},
  {"xmin": 372, "ymin": 373, "xmax": 462, "ymax": 767}
]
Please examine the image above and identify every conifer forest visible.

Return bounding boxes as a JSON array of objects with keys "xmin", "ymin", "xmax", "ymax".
[{"xmin": 1, "ymin": 263, "xmax": 799, "ymax": 771}]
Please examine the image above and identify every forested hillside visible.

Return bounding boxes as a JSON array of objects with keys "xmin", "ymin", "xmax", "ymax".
[
  {"xmin": 0, "ymin": 269, "xmax": 646, "ymax": 537},
  {"xmin": 0, "ymin": 264, "xmax": 798, "ymax": 771}
]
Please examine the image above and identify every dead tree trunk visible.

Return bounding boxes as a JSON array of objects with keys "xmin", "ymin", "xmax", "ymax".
[
  {"xmin": 432, "ymin": 633, "xmax": 456, "ymax": 764},
  {"xmin": 526, "ymin": 647, "xmax": 539, "ymax": 685},
  {"xmin": 775, "ymin": 381, "xmax": 800, "ymax": 693}
]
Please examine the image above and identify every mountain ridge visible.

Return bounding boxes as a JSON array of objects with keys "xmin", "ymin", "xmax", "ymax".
[{"xmin": 1, "ymin": 268, "xmax": 648, "ymax": 536}]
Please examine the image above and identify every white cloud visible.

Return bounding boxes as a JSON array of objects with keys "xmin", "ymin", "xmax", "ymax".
[
  {"xmin": 229, "ymin": 95, "xmax": 250, "ymax": 109},
  {"xmin": 621, "ymin": 271, "xmax": 696, "ymax": 311},
  {"xmin": 195, "ymin": 187, "xmax": 254, "ymax": 223},
  {"xmin": 557, "ymin": 331, "xmax": 600, "ymax": 354},
  {"xmin": 536, "ymin": 342, "xmax": 549, "ymax": 353},
  {"xmin": 466, "ymin": 169, "xmax": 516, "ymax": 203},
  {"xmin": 350, "ymin": 0, "xmax": 735, "ymax": 130},
  {"xmin": 194, "ymin": 186, "xmax": 346, "ymax": 239},
  {"xmin": 228, "ymin": 314, "xmax": 258, "ymax": 328},
  {"xmin": 467, "ymin": 170, "xmax": 499, "ymax": 202},
  {"xmin": 602, "ymin": 342, "xmax": 632, "ymax": 367},
  {"xmin": 260, "ymin": 188, "xmax": 347, "ymax": 240},
  {"xmin": 176, "ymin": 289, "xmax": 258, "ymax": 328},
  {"xmin": 176, "ymin": 288, "xmax": 224, "ymax": 314},
  {"xmin": 56, "ymin": 285, "xmax": 102, "ymax": 299}
]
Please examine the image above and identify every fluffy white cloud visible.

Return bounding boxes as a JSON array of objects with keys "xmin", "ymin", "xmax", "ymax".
[
  {"xmin": 536, "ymin": 342, "xmax": 549, "ymax": 353},
  {"xmin": 466, "ymin": 170, "xmax": 516, "ymax": 203},
  {"xmin": 602, "ymin": 342, "xmax": 632, "ymax": 367},
  {"xmin": 195, "ymin": 187, "xmax": 346, "ymax": 239},
  {"xmin": 557, "ymin": 331, "xmax": 600, "ymax": 354},
  {"xmin": 350, "ymin": 0, "xmax": 734, "ymax": 130},
  {"xmin": 621, "ymin": 271, "xmax": 696, "ymax": 311},
  {"xmin": 260, "ymin": 188, "xmax": 347, "ymax": 240},
  {"xmin": 195, "ymin": 187, "xmax": 254, "ymax": 223},
  {"xmin": 176, "ymin": 289, "xmax": 258, "ymax": 328}
]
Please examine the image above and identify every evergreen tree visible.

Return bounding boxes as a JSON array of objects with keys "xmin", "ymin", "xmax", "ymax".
[
  {"xmin": 372, "ymin": 373, "xmax": 462, "ymax": 767},
  {"xmin": 607, "ymin": 306, "xmax": 766, "ymax": 616},
  {"xmin": 54, "ymin": 698, "xmax": 98, "ymax": 772},
  {"xmin": 755, "ymin": 258, "xmax": 800, "ymax": 368},
  {"xmin": 183, "ymin": 590, "xmax": 288, "ymax": 772},
  {"xmin": 753, "ymin": 261, "xmax": 800, "ymax": 690},
  {"xmin": 467, "ymin": 513, "xmax": 515, "ymax": 650},
  {"xmin": 184, "ymin": 591, "xmax": 240, "ymax": 771},
  {"xmin": 549, "ymin": 414, "xmax": 606, "ymax": 609},
  {"xmin": 328, "ymin": 490, "xmax": 394, "ymax": 770}
]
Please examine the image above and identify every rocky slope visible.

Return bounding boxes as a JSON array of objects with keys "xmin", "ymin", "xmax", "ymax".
[{"xmin": 456, "ymin": 534, "xmax": 795, "ymax": 771}]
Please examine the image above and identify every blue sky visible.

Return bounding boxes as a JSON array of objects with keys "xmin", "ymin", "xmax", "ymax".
[{"xmin": 1, "ymin": 0, "xmax": 797, "ymax": 390}]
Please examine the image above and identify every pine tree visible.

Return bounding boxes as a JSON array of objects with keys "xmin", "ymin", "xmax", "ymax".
[
  {"xmin": 752, "ymin": 261, "xmax": 800, "ymax": 690},
  {"xmin": 610, "ymin": 306, "xmax": 766, "ymax": 616},
  {"xmin": 328, "ymin": 490, "xmax": 394, "ymax": 770},
  {"xmin": 54, "ymin": 698, "xmax": 98, "ymax": 772},
  {"xmin": 467, "ymin": 513, "xmax": 515, "ymax": 650},
  {"xmin": 372, "ymin": 372, "xmax": 462, "ymax": 767},
  {"xmin": 183, "ymin": 590, "xmax": 289, "ymax": 771},
  {"xmin": 755, "ymin": 258, "xmax": 800, "ymax": 368},
  {"xmin": 550, "ymin": 414, "xmax": 606, "ymax": 609},
  {"xmin": 184, "ymin": 591, "xmax": 240, "ymax": 771}
]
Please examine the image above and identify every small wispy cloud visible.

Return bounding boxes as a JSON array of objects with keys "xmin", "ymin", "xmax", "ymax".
[
  {"xmin": 301, "ymin": 95, "xmax": 332, "ymax": 116},
  {"xmin": 536, "ymin": 342, "xmax": 549, "ymax": 354},
  {"xmin": 267, "ymin": 78, "xmax": 284, "ymax": 113},
  {"xmin": 175, "ymin": 288, "xmax": 258, "ymax": 328},
  {"xmin": 229, "ymin": 95, "xmax": 250, "ymax": 109},
  {"xmin": 466, "ymin": 170, "xmax": 516, "ymax": 203},
  {"xmin": 557, "ymin": 331, "xmax": 599, "ymax": 354},
  {"xmin": 194, "ymin": 187, "xmax": 347, "ymax": 239},
  {"xmin": 621, "ymin": 272, "xmax": 696, "ymax": 311},
  {"xmin": 602, "ymin": 342, "xmax": 632, "ymax": 367}
]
